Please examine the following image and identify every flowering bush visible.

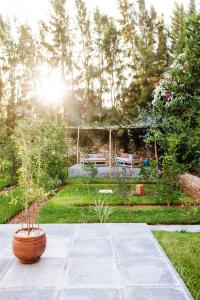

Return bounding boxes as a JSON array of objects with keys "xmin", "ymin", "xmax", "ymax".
[
  {"xmin": 150, "ymin": 14, "xmax": 200, "ymax": 175},
  {"xmin": 152, "ymin": 53, "xmax": 188, "ymax": 107}
]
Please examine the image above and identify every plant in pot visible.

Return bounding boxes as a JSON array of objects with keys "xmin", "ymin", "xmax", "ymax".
[{"xmin": 12, "ymin": 120, "xmax": 47, "ymax": 264}]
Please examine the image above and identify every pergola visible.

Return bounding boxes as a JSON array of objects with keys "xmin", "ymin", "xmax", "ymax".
[{"xmin": 66, "ymin": 124, "xmax": 151, "ymax": 178}]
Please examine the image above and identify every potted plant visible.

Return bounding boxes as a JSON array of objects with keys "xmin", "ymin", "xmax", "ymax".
[{"xmin": 12, "ymin": 120, "xmax": 47, "ymax": 264}]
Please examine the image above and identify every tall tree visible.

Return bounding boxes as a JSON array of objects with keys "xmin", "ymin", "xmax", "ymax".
[
  {"xmin": 171, "ymin": 2, "xmax": 186, "ymax": 52},
  {"xmin": 93, "ymin": 9, "xmax": 109, "ymax": 110},
  {"xmin": 156, "ymin": 16, "xmax": 169, "ymax": 74},
  {"xmin": 75, "ymin": 0, "xmax": 95, "ymax": 118},
  {"xmin": 137, "ymin": 1, "xmax": 158, "ymax": 104},
  {"xmin": 188, "ymin": 0, "xmax": 196, "ymax": 15},
  {"xmin": 103, "ymin": 18, "xmax": 121, "ymax": 109}
]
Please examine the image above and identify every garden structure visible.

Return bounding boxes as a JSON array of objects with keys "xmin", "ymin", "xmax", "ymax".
[{"xmin": 67, "ymin": 124, "xmax": 152, "ymax": 178}]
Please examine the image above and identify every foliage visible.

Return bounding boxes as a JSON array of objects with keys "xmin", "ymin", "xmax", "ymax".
[
  {"xmin": 83, "ymin": 162, "xmax": 98, "ymax": 182},
  {"xmin": 92, "ymin": 200, "xmax": 114, "ymax": 223},
  {"xmin": 0, "ymin": 188, "xmax": 22, "ymax": 223},
  {"xmin": 139, "ymin": 160, "xmax": 158, "ymax": 181},
  {"xmin": 155, "ymin": 231, "xmax": 200, "ymax": 300},
  {"xmin": 150, "ymin": 13, "xmax": 200, "ymax": 175},
  {"xmin": 116, "ymin": 168, "xmax": 132, "ymax": 205},
  {"xmin": 0, "ymin": 176, "xmax": 12, "ymax": 190},
  {"xmin": 156, "ymin": 178, "xmax": 181, "ymax": 207},
  {"xmin": 14, "ymin": 117, "xmax": 68, "ymax": 192}
]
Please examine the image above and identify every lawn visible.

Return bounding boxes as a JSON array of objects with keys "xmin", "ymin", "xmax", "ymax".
[
  {"xmin": 154, "ymin": 231, "xmax": 200, "ymax": 300},
  {"xmin": 0, "ymin": 187, "xmax": 22, "ymax": 223},
  {"xmin": 37, "ymin": 180, "xmax": 199, "ymax": 224},
  {"xmin": 46, "ymin": 182, "xmax": 192, "ymax": 206}
]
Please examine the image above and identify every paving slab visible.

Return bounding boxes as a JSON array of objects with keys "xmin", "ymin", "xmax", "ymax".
[
  {"xmin": 62, "ymin": 257, "xmax": 122, "ymax": 287},
  {"xmin": 71, "ymin": 239, "xmax": 114, "ymax": 257},
  {"xmin": 0, "ymin": 288, "xmax": 56, "ymax": 300},
  {"xmin": 59, "ymin": 288, "xmax": 123, "ymax": 300},
  {"xmin": 114, "ymin": 237, "xmax": 162, "ymax": 258},
  {"xmin": 0, "ymin": 259, "xmax": 65, "ymax": 288},
  {"xmin": 120, "ymin": 258, "xmax": 179, "ymax": 286},
  {"xmin": 126, "ymin": 287, "xmax": 188, "ymax": 300},
  {"xmin": 0, "ymin": 224, "xmax": 193, "ymax": 300}
]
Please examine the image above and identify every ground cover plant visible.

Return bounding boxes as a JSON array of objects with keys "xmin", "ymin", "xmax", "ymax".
[{"xmin": 154, "ymin": 231, "xmax": 200, "ymax": 300}]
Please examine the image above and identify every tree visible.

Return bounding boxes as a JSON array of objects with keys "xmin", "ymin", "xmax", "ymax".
[
  {"xmin": 188, "ymin": 0, "xmax": 196, "ymax": 15},
  {"xmin": 75, "ymin": 0, "xmax": 96, "ymax": 120},
  {"xmin": 40, "ymin": 0, "xmax": 75, "ymax": 110},
  {"xmin": 156, "ymin": 16, "xmax": 169, "ymax": 74},
  {"xmin": 93, "ymin": 9, "xmax": 109, "ymax": 110},
  {"xmin": 171, "ymin": 2, "xmax": 186, "ymax": 52},
  {"xmin": 151, "ymin": 13, "xmax": 200, "ymax": 175},
  {"xmin": 103, "ymin": 18, "xmax": 121, "ymax": 109}
]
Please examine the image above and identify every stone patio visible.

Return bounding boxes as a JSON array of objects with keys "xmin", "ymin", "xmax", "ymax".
[{"xmin": 0, "ymin": 224, "xmax": 193, "ymax": 300}]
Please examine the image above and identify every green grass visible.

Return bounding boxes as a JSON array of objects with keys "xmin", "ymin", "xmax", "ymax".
[
  {"xmin": 0, "ymin": 175, "xmax": 12, "ymax": 190},
  {"xmin": 48, "ymin": 183, "xmax": 193, "ymax": 206},
  {"xmin": 37, "ymin": 204, "xmax": 200, "ymax": 224},
  {"xmin": 37, "ymin": 180, "xmax": 199, "ymax": 224},
  {"xmin": 0, "ymin": 187, "xmax": 23, "ymax": 223},
  {"xmin": 154, "ymin": 231, "xmax": 200, "ymax": 300}
]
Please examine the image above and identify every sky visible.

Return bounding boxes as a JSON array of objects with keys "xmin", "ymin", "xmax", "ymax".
[{"xmin": 0, "ymin": 0, "xmax": 193, "ymax": 28}]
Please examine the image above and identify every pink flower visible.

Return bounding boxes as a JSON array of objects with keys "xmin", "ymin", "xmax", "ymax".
[
  {"xmin": 165, "ymin": 91, "xmax": 171, "ymax": 99},
  {"xmin": 155, "ymin": 82, "xmax": 160, "ymax": 88}
]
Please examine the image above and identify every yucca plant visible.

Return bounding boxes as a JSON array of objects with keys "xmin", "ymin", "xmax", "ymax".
[{"xmin": 92, "ymin": 200, "xmax": 114, "ymax": 223}]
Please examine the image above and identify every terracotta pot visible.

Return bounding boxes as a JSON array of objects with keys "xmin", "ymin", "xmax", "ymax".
[{"xmin": 12, "ymin": 227, "xmax": 46, "ymax": 264}]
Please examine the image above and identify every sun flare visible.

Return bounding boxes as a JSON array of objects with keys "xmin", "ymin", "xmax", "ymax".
[{"xmin": 38, "ymin": 70, "xmax": 66, "ymax": 105}]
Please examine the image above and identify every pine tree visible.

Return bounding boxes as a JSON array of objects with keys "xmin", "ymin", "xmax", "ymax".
[
  {"xmin": 137, "ymin": 1, "xmax": 158, "ymax": 105},
  {"xmin": 103, "ymin": 18, "xmax": 121, "ymax": 109},
  {"xmin": 188, "ymin": 0, "xmax": 196, "ymax": 15},
  {"xmin": 93, "ymin": 9, "xmax": 109, "ymax": 110},
  {"xmin": 171, "ymin": 2, "xmax": 186, "ymax": 52},
  {"xmin": 118, "ymin": 0, "xmax": 139, "ymax": 82},
  {"xmin": 75, "ymin": 0, "xmax": 95, "ymax": 118},
  {"xmin": 156, "ymin": 16, "xmax": 169, "ymax": 74}
]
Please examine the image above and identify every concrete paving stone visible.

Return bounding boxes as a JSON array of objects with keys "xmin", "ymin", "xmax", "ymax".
[
  {"xmin": 71, "ymin": 239, "xmax": 114, "ymax": 257},
  {"xmin": 63, "ymin": 257, "xmax": 122, "ymax": 287},
  {"xmin": 0, "ymin": 237, "xmax": 14, "ymax": 258},
  {"xmin": 43, "ymin": 238, "xmax": 69, "ymax": 258},
  {"xmin": 0, "ymin": 225, "xmax": 18, "ymax": 239},
  {"xmin": 110, "ymin": 223, "xmax": 151, "ymax": 238},
  {"xmin": 59, "ymin": 288, "xmax": 123, "ymax": 300},
  {"xmin": 74, "ymin": 224, "xmax": 110, "ymax": 239},
  {"xmin": 114, "ymin": 238, "xmax": 162, "ymax": 258},
  {"xmin": 0, "ymin": 260, "xmax": 12, "ymax": 280},
  {"xmin": 120, "ymin": 258, "xmax": 178, "ymax": 286},
  {"xmin": 0, "ymin": 288, "xmax": 56, "ymax": 300},
  {"xmin": 41, "ymin": 224, "xmax": 76, "ymax": 238},
  {"xmin": 125, "ymin": 287, "xmax": 189, "ymax": 300},
  {"xmin": 0, "ymin": 259, "xmax": 65, "ymax": 288}
]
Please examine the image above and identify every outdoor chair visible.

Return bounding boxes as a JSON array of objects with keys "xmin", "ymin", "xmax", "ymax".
[{"xmin": 80, "ymin": 153, "xmax": 108, "ymax": 166}]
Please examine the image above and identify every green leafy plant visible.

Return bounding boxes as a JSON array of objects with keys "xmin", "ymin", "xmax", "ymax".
[
  {"xmin": 139, "ymin": 160, "xmax": 158, "ymax": 182},
  {"xmin": 157, "ymin": 178, "xmax": 181, "ymax": 207},
  {"xmin": 92, "ymin": 200, "xmax": 114, "ymax": 223},
  {"xmin": 83, "ymin": 162, "xmax": 98, "ymax": 183}
]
